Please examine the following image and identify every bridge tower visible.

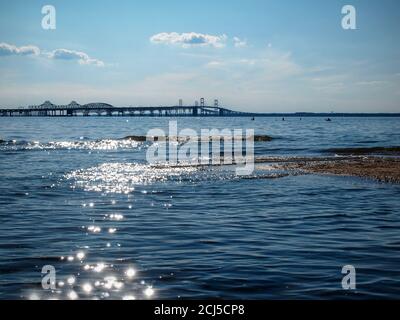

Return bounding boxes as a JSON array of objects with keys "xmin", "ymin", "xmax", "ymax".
[
  {"xmin": 179, "ymin": 99, "xmax": 183, "ymax": 107},
  {"xmin": 214, "ymin": 99, "xmax": 219, "ymax": 108},
  {"xmin": 200, "ymin": 98, "xmax": 205, "ymax": 107}
]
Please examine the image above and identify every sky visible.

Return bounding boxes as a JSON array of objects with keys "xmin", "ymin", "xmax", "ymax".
[{"xmin": 0, "ymin": 0, "xmax": 399, "ymax": 112}]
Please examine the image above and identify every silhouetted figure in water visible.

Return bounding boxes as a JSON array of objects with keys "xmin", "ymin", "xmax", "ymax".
[
  {"xmin": 282, "ymin": 117, "xmax": 285, "ymax": 121},
  {"xmin": 326, "ymin": 118, "xmax": 332, "ymax": 122},
  {"xmin": 251, "ymin": 117, "xmax": 255, "ymax": 121}
]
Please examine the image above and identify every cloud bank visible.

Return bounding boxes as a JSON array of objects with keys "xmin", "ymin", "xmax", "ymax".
[
  {"xmin": 233, "ymin": 37, "xmax": 247, "ymax": 48},
  {"xmin": 49, "ymin": 49, "xmax": 104, "ymax": 67},
  {"xmin": 150, "ymin": 32, "xmax": 227, "ymax": 48},
  {"xmin": 0, "ymin": 42, "xmax": 104, "ymax": 67},
  {"xmin": 0, "ymin": 43, "xmax": 40, "ymax": 56}
]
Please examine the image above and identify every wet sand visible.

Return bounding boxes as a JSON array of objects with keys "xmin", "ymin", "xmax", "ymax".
[
  {"xmin": 325, "ymin": 146, "xmax": 400, "ymax": 156},
  {"xmin": 261, "ymin": 157, "xmax": 400, "ymax": 184}
]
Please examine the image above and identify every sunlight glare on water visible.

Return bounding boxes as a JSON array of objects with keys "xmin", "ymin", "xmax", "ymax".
[{"xmin": 65, "ymin": 163, "xmax": 201, "ymax": 193}]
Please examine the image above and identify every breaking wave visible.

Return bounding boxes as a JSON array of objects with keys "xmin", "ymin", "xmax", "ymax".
[{"xmin": 0, "ymin": 139, "xmax": 142, "ymax": 151}]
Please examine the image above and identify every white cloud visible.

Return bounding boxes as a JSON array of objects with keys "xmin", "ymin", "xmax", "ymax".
[
  {"xmin": 0, "ymin": 42, "xmax": 104, "ymax": 67},
  {"xmin": 0, "ymin": 42, "xmax": 40, "ymax": 56},
  {"xmin": 150, "ymin": 32, "xmax": 227, "ymax": 48},
  {"xmin": 233, "ymin": 37, "xmax": 247, "ymax": 48},
  {"xmin": 204, "ymin": 50, "xmax": 302, "ymax": 80},
  {"xmin": 237, "ymin": 58, "xmax": 256, "ymax": 66},
  {"xmin": 49, "ymin": 49, "xmax": 104, "ymax": 67},
  {"xmin": 355, "ymin": 80, "xmax": 387, "ymax": 86},
  {"xmin": 205, "ymin": 61, "xmax": 224, "ymax": 68}
]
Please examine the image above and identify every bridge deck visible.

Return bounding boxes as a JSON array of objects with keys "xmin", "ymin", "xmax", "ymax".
[{"xmin": 0, "ymin": 103, "xmax": 249, "ymax": 117}]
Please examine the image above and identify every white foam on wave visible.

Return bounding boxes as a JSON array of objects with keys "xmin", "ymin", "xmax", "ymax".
[{"xmin": 0, "ymin": 139, "xmax": 142, "ymax": 151}]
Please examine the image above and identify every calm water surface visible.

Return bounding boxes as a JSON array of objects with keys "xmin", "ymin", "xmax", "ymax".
[{"xmin": 0, "ymin": 117, "xmax": 400, "ymax": 299}]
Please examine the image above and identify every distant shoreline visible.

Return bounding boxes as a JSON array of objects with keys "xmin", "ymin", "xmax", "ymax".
[
  {"xmin": 235, "ymin": 113, "xmax": 400, "ymax": 117},
  {"xmin": 1, "ymin": 112, "xmax": 400, "ymax": 118}
]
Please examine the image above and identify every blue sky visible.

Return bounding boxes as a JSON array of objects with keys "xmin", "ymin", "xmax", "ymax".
[{"xmin": 0, "ymin": 0, "xmax": 399, "ymax": 112}]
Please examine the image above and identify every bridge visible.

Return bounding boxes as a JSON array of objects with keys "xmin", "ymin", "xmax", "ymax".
[
  {"xmin": 2, "ymin": 101, "xmax": 400, "ymax": 118},
  {"xmin": 0, "ymin": 100, "xmax": 248, "ymax": 117}
]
